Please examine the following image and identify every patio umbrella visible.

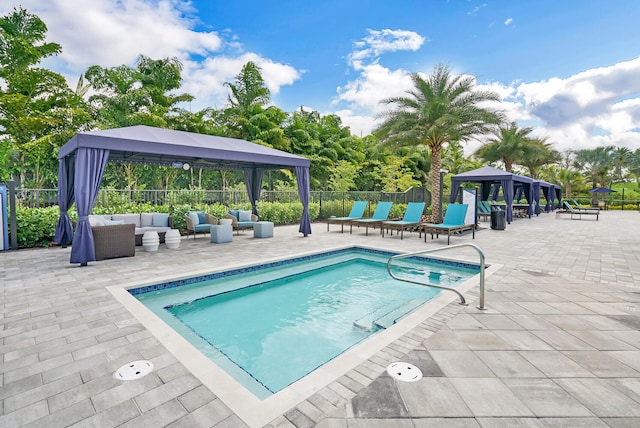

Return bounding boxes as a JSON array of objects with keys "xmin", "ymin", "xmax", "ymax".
[{"xmin": 587, "ymin": 187, "xmax": 616, "ymax": 193}]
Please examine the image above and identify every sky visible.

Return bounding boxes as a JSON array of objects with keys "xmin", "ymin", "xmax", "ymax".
[{"xmin": 3, "ymin": 0, "xmax": 640, "ymax": 155}]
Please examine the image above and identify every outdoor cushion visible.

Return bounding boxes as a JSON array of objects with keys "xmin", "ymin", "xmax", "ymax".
[
  {"xmin": 239, "ymin": 210, "xmax": 253, "ymax": 221},
  {"xmin": 196, "ymin": 211, "xmax": 207, "ymax": 224},
  {"xmin": 229, "ymin": 209, "xmax": 240, "ymax": 220},
  {"xmin": 187, "ymin": 211, "xmax": 199, "ymax": 226},
  {"xmin": 103, "ymin": 219, "xmax": 125, "ymax": 226},
  {"xmin": 111, "ymin": 214, "xmax": 141, "ymax": 227},
  {"xmin": 141, "ymin": 213, "xmax": 154, "ymax": 227},
  {"xmin": 152, "ymin": 213, "xmax": 169, "ymax": 227},
  {"xmin": 88, "ymin": 215, "xmax": 105, "ymax": 227}
]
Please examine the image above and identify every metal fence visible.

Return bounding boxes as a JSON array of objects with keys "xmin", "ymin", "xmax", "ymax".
[{"xmin": 15, "ymin": 187, "xmax": 432, "ymax": 217}]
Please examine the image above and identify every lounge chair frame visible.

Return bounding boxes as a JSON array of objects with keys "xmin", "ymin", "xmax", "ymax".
[
  {"xmin": 558, "ymin": 201, "xmax": 599, "ymax": 221},
  {"xmin": 327, "ymin": 201, "xmax": 368, "ymax": 233},
  {"xmin": 421, "ymin": 204, "xmax": 475, "ymax": 245},
  {"xmin": 350, "ymin": 201, "xmax": 393, "ymax": 235},
  {"xmin": 381, "ymin": 202, "xmax": 425, "ymax": 239}
]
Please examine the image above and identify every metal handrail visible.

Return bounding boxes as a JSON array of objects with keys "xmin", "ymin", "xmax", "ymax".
[{"xmin": 386, "ymin": 243, "xmax": 487, "ymax": 310}]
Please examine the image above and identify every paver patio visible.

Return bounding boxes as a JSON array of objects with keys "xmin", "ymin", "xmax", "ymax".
[{"xmin": 2, "ymin": 210, "xmax": 640, "ymax": 427}]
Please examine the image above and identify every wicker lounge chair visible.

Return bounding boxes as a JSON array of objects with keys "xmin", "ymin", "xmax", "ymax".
[
  {"xmin": 421, "ymin": 204, "xmax": 475, "ymax": 245},
  {"xmin": 381, "ymin": 202, "xmax": 425, "ymax": 239},
  {"xmin": 350, "ymin": 202, "xmax": 393, "ymax": 235},
  {"xmin": 185, "ymin": 211, "xmax": 218, "ymax": 239},
  {"xmin": 326, "ymin": 201, "xmax": 368, "ymax": 232}
]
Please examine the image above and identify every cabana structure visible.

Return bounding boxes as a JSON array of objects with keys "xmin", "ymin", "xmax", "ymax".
[
  {"xmin": 450, "ymin": 166, "xmax": 534, "ymax": 224},
  {"xmin": 54, "ymin": 126, "xmax": 312, "ymax": 265}
]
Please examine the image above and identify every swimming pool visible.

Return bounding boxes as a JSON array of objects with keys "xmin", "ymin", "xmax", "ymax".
[{"xmin": 128, "ymin": 247, "xmax": 478, "ymax": 398}]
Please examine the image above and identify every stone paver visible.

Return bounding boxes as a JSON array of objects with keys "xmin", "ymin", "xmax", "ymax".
[{"xmin": 2, "ymin": 211, "xmax": 640, "ymax": 426}]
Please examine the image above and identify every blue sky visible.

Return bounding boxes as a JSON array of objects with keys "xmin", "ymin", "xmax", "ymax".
[{"xmin": 3, "ymin": 0, "xmax": 640, "ymax": 154}]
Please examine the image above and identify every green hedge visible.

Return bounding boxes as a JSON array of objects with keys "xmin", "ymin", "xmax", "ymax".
[{"xmin": 13, "ymin": 201, "xmax": 324, "ymax": 248}]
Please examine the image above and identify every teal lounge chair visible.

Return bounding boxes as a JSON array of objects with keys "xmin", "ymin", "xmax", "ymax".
[
  {"xmin": 327, "ymin": 201, "xmax": 368, "ymax": 232},
  {"xmin": 421, "ymin": 204, "xmax": 475, "ymax": 245},
  {"xmin": 382, "ymin": 202, "xmax": 425, "ymax": 239},
  {"xmin": 560, "ymin": 201, "xmax": 599, "ymax": 221},
  {"xmin": 572, "ymin": 200, "xmax": 599, "ymax": 213},
  {"xmin": 477, "ymin": 201, "xmax": 491, "ymax": 222},
  {"xmin": 350, "ymin": 201, "xmax": 393, "ymax": 235}
]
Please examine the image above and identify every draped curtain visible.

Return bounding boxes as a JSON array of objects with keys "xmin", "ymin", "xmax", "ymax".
[
  {"xmin": 69, "ymin": 148, "xmax": 110, "ymax": 265},
  {"xmin": 53, "ymin": 156, "xmax": 75, "ymax": 246},
  {"xmin": 295, "ymin": 166, "xmax": 311, "ymax": 236},
  {"xmin": 243, "ymin": 167, "xmax": 265, "ymax": 216}
]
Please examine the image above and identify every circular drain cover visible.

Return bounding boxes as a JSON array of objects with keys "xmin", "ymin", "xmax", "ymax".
[
  {"xmin": 113, "ymin": 360, "xmax": 154, "ymax": 381},
  {"xmin": 386, "ymin": 362, "xmax": 423, "ymax": 382}
]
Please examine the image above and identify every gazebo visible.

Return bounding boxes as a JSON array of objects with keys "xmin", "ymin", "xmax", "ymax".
[
  {"xmin": 450, "ymin": 166, "xmax": 534, "ymax": 223},
  {"xmin": 54, "ymin": 126, "xmax": 312, "ymax": 265}
]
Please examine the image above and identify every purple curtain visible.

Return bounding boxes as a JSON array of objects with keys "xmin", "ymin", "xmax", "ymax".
[
  {"xmin": 449, "ymin": 180, "xmax": 460, "ymax": 204},
  {"xmin": 532, "ymin": 182, "xmax": 541, "ymax": 215},
  {"xmin": 244, "ymin": 167, "xmax": 265, "ymax": 216},
  {"xmin": 295, "ymin": 166, "xmax": 312, "ymax": 236},
  {"xmin": 70, "ymin": 148, "xmax": 110, "ymax": 265},
  {"xmin": 542, "ymin": 185, "xmax": 551, "ymax": 212},
  {"xmin": 53, "ymin": 156, "xmax": 75, "ymax": 247},
  {"xmin": 500, "ymin": 179, "xmax": 514, "ymax": 223}
]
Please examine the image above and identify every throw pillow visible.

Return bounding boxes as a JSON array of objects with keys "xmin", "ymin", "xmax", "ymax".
[
  {"xmin": 239, "ymin": 210, "xmax": 253, "ymax": 222},
  {"xmin": 152, "ymin": 213, "xmax": 169, "ymax": 227},
  {"xmin": 103, "ymin": 219, "xmax": 125, "ymax": 226},
  {"xmin": 141, "ymin": 213, "xmax": 154, "ymax": 227},
  {"xmin": 229, "ymin": 209, "xmax": 239, "ymax": 220},
  {"xmin": 187, "ymin": 211, "xmax": 199, "ymax": 226},
  {"xmin": 197, "ymin": 211, "xmax": 207, "ymax": 224},
  {"xmin": 88, "ymin": 215, "xmax": 105, "ymax": 227}
]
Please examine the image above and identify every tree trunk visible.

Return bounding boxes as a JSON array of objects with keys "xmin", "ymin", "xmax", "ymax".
[{"xmin": 431, "ymin": 144, "xmax": 442, "ymax": 223}]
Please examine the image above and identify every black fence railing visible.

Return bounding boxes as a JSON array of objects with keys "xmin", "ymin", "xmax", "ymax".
[{"xmin": 15, "ymin": 187, "xmax": 432, "ymax": 218}]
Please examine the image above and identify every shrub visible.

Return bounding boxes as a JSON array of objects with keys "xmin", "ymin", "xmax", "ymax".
[{"xmin": 15, "ymin": 206, "xmax": 60, "ymax": 248}]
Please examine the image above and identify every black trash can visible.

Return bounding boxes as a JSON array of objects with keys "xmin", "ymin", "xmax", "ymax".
[{"xmin": 490, "ymin": 204, "xmax": 506, "ymax": 230}]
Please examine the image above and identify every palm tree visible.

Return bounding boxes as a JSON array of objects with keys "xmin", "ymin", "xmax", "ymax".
[
  {"xmin": 611, "ymin": 147, "xmax": 632, "ymax": 182},
  {"xmin": 374, "ymin": 64, "xmax": 503, "ymax": 222},
  {"xmin": 475, "ymin": 121, "xmax": 533, "ymax": 172},
  {"xmin": 519, "ymin": 137, "xmax": 560, "ymax": 179},
  {"xmin": 573, "ymin": 146, "xmax": 614, "ymax": 204}
]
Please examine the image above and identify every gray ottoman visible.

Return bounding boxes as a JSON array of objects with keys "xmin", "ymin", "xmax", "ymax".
[
  {"xmin": 210, "ymin": 225, "xmax": 233, "ymax": 243},
  {"xmin": 253, "ymin": 221, "xmax": 274, "ymax": 238}
]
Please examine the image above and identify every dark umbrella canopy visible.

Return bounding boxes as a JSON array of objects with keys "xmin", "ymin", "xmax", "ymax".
[{"xmin": 588, "ymin": 187, "xmax": 616, "ymax": 193}]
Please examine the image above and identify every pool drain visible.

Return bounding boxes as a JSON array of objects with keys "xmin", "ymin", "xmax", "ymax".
[
  {"xmin": 386, "ymin": 362, "xmax": 422, "ymax": 382},
  {"xmin": 113, "ymin": 360, "xmax": 154, "ymax": 381}
]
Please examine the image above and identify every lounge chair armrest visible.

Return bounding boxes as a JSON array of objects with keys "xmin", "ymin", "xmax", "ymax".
[{"xmin": 205, "ymin": 213, "xmax": 218, "ymax": 225}]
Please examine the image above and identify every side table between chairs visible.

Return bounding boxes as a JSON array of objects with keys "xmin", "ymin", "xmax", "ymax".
[{"xmin": 210, "ymin": 224, "xmax": 233, "ymax": 243}]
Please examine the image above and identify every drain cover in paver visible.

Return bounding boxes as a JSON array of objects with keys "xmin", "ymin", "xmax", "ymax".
[
  {"xmin": 386, "ymin": 362, "xmax": 422, "ymax": 382},
  {"xmin": 113, "ymin": 360, "xmax": 154, "ymax": 381}
]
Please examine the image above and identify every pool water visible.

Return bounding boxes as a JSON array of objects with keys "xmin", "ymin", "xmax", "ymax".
[{"xmin": 133, "ymin": 248, "xmax": 478, "ymax": 398}]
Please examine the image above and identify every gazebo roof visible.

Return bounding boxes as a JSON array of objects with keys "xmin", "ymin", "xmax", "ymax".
[{"xmin": 59, "ymin": 125, "xmax": 310, "ymax": 170}]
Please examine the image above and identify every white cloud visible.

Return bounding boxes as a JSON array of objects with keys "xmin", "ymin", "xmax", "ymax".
[
  {"xmin": 1, "ymin": 0, "xmax": 301, "ymax": 111},
  {"xmin": 335, "ymin": 25, "xmax": 640, "ymax": 156},
  {"xmin": 504, "ymin": 18, "xmax": 513, "ymax": 26},
  {"xmin": 347, "ymin": 29, "xmax": 425, "ymax": 70}
]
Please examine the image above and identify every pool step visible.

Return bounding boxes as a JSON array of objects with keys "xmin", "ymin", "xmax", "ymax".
[
  {"xmin": 353, "ymin": 306, "xmax": 390, "ymax": 332},
  {"xmin": 353, "ymin": 298, "xmax": 425, "ymax": 332},
  {"xmin": 373, "ymin": 299, "xmax": 425, "ymax": 329}
]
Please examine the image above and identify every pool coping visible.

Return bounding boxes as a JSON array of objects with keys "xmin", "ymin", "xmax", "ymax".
[{"xmin": 107, "ymin": 244, "xmax": 502, "ymax": 428}]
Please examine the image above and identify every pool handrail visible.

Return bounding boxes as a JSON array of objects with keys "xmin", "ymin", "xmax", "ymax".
[{"xmin": 386, "ymin": 243, "xmax": 487, "ymax": 310}]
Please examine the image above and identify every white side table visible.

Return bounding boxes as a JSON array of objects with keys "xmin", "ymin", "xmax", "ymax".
[
  {"xmin": 142, "ymin": 230, "xmax": 160, "ymax": 252},
  {"xmin": 164, "ymin": 229, "xmax": 181, "ymax": 249}
]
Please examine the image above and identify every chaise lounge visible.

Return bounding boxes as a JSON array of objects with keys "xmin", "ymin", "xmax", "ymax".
[
  {"xmin": 421, "ymin": 203, "xmax": 475, "ymax": 245},
  {"xmin": 350, "ymin": 201, "xmax": 393, "ymax": 235},
  {"xmin": 382, "ymin": 202, "xmax": 425, "ymax": 239},
  {"xmin": 326, "ymin": 201, "xmax": 368, "ymax": 233}
]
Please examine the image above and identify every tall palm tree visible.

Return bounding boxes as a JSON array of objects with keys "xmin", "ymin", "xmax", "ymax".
[
  {"xmin": 475, "ymin": 121, "xmax": 533, "ymax": 172},
  {"xmin": 611, "ymin": 147, "xmax": 632, "ymax": 182},
  {"xmin": 374, "ymin": 64, "xmax": 503, "ymax": 221},
  {"xmin": 573, "ymin": 146, "xmax": 614, "ymax": 204},
  {"xmin": 520, "ymin": 137, "xmax": 560, "ymax": 179}
]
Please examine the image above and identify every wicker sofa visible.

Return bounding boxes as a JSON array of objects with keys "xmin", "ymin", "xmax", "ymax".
[
  {"xmin": 89, "ymin": 213, "xmax": 174, "ymax": 246},
  {"xmin": 92, "ymin": 223, "xmax": 136, "ymax": 261}
]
